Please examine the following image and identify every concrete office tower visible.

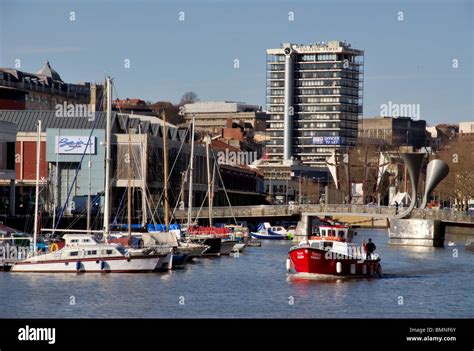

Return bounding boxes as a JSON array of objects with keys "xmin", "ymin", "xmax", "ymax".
[{"xmin": 266, "ymin": 41, "xmax": 364, "ymax": 167}]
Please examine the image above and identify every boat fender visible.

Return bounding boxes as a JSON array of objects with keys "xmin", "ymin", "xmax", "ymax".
[
  {"xmin": 336, "ymin": 262, "xmax": 342, "ymax": 274},
  {"xmin": 286, "ymin": 257, "xmax": 292, "ymax": 272},
  {"xmin": 76, "ymin": 261, "xmax": 82, "ymax": 271},
  {"xmin": 100, "ymin": 260, "xmax": 106, "ymax": 270},
  {"xmin": 350, "ymin": 263, "xmax": 356, "ymax": 275}
]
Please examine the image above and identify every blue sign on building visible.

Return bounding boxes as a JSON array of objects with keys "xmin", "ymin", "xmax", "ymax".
[{"xmin": 312, "ymin": 136, "xmax": 346, "ymax": 145}]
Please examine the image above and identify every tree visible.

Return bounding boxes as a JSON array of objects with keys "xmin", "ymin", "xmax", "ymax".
[
  {"xmin": 435, "ymin": 135, "xmax": 474, "ymax": 209},
  {"xmin": 150, "ymin": 101, "xmax": 184, "ymax": 125},
  {"xmin": 179, "ymin": 91, "xmax": 199, "ymax": 106}
]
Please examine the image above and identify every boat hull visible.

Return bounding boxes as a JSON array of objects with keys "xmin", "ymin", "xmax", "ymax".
[
  {"xmin": 155, "ymin": 252, "xmax": 173, "ymax": 271},
  {"xmin": 10, "ymin": 255, "xmax": 162, "ymax": 273},
  {"xmin": 198, "ymin": 238, "xmax": 222, "ymax": 256},
  {"xmin": 289, "ymin": 247, "xmax": 381, "ymax": 277},
  {"xmin": 250, "ymin": 232, "xmax": 289, "ymax": 240},
  {"xmin": 220, "ymin": 240, "xmax": 238, "ymax": 255}
]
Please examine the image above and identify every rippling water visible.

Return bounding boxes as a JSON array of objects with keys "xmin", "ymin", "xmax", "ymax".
[{"xmin": 1, "ymin": 229, "xmax": 472, "ymax": 318}]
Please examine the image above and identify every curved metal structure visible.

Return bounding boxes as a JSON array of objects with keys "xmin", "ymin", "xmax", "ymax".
[
  {"xmin": 395, "ymin": 153, "xmax": 425, "ymax": 219},
  {"xmin": 420, "ymin": 159, "xmax": 450, "ymax": 209}
]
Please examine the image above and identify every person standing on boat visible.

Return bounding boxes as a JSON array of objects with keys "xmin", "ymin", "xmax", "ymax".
[{"xmin": 365, "ymin": 238, "xmax": 376, "ymax": 260}]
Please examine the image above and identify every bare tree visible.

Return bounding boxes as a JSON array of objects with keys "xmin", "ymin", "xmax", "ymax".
[
  {"xmin": 435, "ymin": 135, "xmax": 474, "ymax": 209},
  {"xmin": 150, "ymin": 101, "xmax": 184, "ymax": 125},
  {"xmin": 179, "ymin": 91, "xmax": 199, "ymax": 106}
]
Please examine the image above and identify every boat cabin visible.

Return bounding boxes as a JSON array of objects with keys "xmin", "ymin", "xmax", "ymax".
[
  {"xmin": 312, "ymin": 225, "xmax": 352, "ymax": 242},
  {"xmin": 269, "ymin": 226, "xmax": 286, "ymax": 234},
  {"xmin": 63, "ymin": 234, "xmax": 101, "ymax": 247}
]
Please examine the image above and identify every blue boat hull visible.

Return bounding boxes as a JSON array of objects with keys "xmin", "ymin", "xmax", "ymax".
[{"xmin": 250, "ymin": 232, "xmax": 289, "ymax": 240}]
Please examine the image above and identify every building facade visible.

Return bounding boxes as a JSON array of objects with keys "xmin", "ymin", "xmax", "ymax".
[
  {"xmin": 0, "ymin": 109, "xmax": 266, "ymax": 222},
  {"xmin": 0, "ymin": 61, "xmax": 103, "ymax": 111},
  {"xmin": 266, "ymin": 41, "xmax": 364, "ymax": 167},
  {"xmin": 0, "ymin": 121, "xmax": 16, "ymax": 215},
  {"xmin": 183, "ymin": 101, "xmax": 267, "ymax": 134},
  {"xmin": 113, "ymin": 98, "xmax": 154, "ymax": 115},
  {"xmin": 459, "ymin": 121, "xmax": 474, "ymax": 134},
  {"xmin": 358, "ymin": 116, "xmax": 427, "ymax": 148}
]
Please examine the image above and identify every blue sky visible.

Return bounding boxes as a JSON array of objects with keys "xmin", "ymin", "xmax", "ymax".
[{"xmin": 0, "ymin": 0, "xmax": 472, "ymax": 125}]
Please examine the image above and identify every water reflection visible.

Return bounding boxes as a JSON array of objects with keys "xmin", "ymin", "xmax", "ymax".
[{"xmin": 1, "ymin": 229, "xmax": 473, "ymax": 318}]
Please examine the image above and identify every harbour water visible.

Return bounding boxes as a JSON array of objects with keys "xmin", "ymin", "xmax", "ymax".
[{"xmin": 0, "ymin": 229, "xmax": 472, "ymax": 318}]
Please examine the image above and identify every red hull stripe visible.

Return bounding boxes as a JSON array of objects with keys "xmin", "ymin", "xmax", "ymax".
[
  {"xmin": 14, "ymin": 255, "xmax": 162, "ymax": 265},
  {"xmin": 11, "ymin": 270, "xmax": 156, "ymax": 273}
]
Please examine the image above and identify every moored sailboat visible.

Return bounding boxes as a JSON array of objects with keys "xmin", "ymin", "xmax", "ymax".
[
  {"xmin": 11, "ymin": 78, "xmax": 167, "ymax": 273},
  {"xmin": 11, "ymin": 234, "xmax": 164, "ymax": 273}
]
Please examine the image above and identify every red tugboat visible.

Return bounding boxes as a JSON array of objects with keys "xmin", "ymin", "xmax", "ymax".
[{"xmin": 288, "ymin": 224, "xmax": 382, "ymax": 277}]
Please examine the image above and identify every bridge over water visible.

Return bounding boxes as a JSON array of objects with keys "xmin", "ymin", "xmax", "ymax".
[
  {"xmin": 174, "ymin": 204, "xmax": 474, "ymax": 225},
  {"xmin": 174, "ymin": 204, "xmax": 474, "ymax": 246}
]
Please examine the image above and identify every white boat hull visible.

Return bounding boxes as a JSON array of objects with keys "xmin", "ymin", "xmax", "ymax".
[
  {"xmin": 156, "ymin": 252, "xmax": 173, "ymax": 271},
  {"xmin": 11, "ymin": 255, "xmax": 162, "ymax": 273}
]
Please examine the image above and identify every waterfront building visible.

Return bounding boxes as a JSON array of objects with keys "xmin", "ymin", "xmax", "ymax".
[
  {"xmin": 266, "ymin": 41, "xmax": 364, "ymax": 167},
  {"xmin": 0, "ymin": 110, "xmax": 186, "ymax": 219},
  {"xmin": 0, "ymin": 109, "xmax": 266, "ymax": 220}
]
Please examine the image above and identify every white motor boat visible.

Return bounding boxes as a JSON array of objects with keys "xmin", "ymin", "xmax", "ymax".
[{"xmin": 250, "ymin": 222, "xmax": 295, "ymax": 240}]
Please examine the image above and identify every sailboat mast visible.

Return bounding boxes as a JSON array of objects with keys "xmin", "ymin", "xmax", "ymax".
[
  {"xmin": 205, "ymin": 134, "xmax": 213, "ymax": 226},
  {"xmin": 138, "ymin": 124, "xmax": 147, "ymax": 226},
  {"xmin": 187, "ymin": 115, "xmax": 195, "ymax": 226},
  {"xmin": 87, "ymin": 136, "xmax": 92, "ymax": 232},
  {"xmin": 103, "ymin": 77, "xmax": 112, "ymax": 240},
  {"xmin": 33, "ymin": 120, "xmax": 41, "ymax": 256},
  {"xmin": 162, "ymin": 110, "xmax": 170, "ymax": 230},
  {"xmin": 52, "ymin": 128, "xmax": 59, "ymax": 235},
  {"xmin": 127, "ymin": 120, "xmax": 132, "ymax": 240}
]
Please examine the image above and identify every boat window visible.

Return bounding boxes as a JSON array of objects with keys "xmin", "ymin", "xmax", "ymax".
[
  {"xmin": 82, "ymin": 239, "xmax": 90, "ymax": 243},
  {"xmin": 339, "ymin": 231, "xmax": 345, "ymax": 238},
  {"xmin": 101, "ymin": 249, "xmax": 114, "ymax": 255},
  {"xmin": 71, "ymin": 239, "xmax": 79, "ymax": 243},
  {"xmin": 86, "ymin": 250, "xmax": 97, "ymax": 256},
  {"xmin": 69, "ymin": 251, "xmax": 79, "ymax": 257},
  {"xmin": 116, "ymin": 246, "xmax": 126, "ymax": 255},
  {"xmin": 323, "ymin": 242, "xmax": 333, "ymax": 248}
]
